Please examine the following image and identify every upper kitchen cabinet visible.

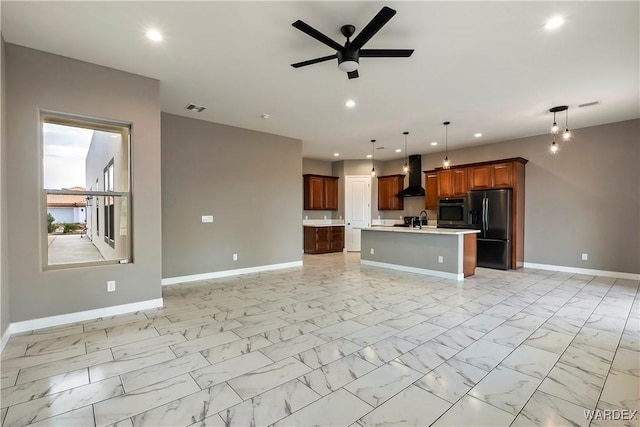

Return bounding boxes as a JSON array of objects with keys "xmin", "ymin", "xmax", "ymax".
[
  {"xmin": 424, "ymin": 170, "xmax": 438, "ymax": 210},
  {"xmin": 303, "ymin": 174, "xmax": 339, "ymax": 210},
  {"xmin": 378, "ymin": 174, "xmax": 405, "ymax": 210},
  {"xmin": 469, "ymin": 162, "xmax": 513, "ymax": 189},
  {"xmin": 438, "ymin": 168, "xmax": 468, "ymax": 198}
]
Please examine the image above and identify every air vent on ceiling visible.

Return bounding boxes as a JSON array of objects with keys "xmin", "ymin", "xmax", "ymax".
[
  {"xmin": 185, "ymin": 103, "xmax": 206, "ymax": 113},
  {"xmin": 578, "ymin": 101, "xmax": 600, "ymax": 108}
]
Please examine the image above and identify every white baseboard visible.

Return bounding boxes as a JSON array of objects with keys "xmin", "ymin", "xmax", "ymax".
[
  {"xmin": 1, "ymin": 327, "xmax": 10, "ymax": 353},
  {"xmin": 523, "ymin": 262, "xmax": 640, "ymax": 280},
  {"xmin": 361, "ymin": 259, "xmax": 464, "ymax": 281},
  {"xmin": 6, "ymin": 298, "xmax": 164, "ymax": 338},
  {"xmin": 161, "ymin": 261, "xmax": 303, "ymax": 286}
]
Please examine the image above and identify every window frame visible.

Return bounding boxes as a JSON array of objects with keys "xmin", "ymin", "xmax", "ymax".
[{"xmin": 41, "ymin": 113, "xmax": 132, "ymax": 270}]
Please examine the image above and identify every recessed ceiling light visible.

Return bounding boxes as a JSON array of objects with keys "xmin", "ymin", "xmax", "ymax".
[
  {"xmin": 345, "ymin": 99, "xmax": 356, "ymax": 108},
  {"xmin": 366, "ymin": 154, "xmax": 372, "ymax": 158},
  {"xmin": 474, "ymin": 133, "xmax": 482, "ymax": 138},
  {"xmin": 430, "ymin": 142, "xmax": 438, "ymax": 146},
  {"xmin": 544, "ymin": 16, "xmax": 564, "ymax": 30},
  {"xmin": 395, "ymin": 148, "xmax": 402, "ymax": 153},
  {"xmin": 261, "ymin": 113, "xmax": 270, "ymax": 119},
  {"xmin": 146, "ymin": 29, "xmax": 163, "ymax": 42},
  {"xmin": 333, "ymin": 153, "xmax": 340, "ymax": 157}
]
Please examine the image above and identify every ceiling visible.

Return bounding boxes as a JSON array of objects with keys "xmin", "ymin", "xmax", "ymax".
[{"xmin": 2, "ymin": 1, "xmax": 638, "ymax": 161}]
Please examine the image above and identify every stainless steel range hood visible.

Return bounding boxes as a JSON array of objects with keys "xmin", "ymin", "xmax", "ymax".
[{"xmin": 396, "ymin": 155, "xmax": 425, "ymax": 197}]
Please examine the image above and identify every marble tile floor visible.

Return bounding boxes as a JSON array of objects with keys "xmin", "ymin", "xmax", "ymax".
[{"xmin": 1, "ymin": 252, "xmax": 639, "ymax": 427}]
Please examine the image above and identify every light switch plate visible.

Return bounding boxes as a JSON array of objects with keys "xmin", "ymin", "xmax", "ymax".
[{"xmin": 202, "ymin": 215, "xmax": 214, "ymax": 223}]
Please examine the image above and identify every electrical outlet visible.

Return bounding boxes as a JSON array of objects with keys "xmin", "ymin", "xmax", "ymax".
[
  {"xmin": 201, "ymin": 215, "xmax": 213, "ymax": 223},
  {"xmin": 438, "ymin": 256, "xmax": 444, "ymax": 264},
  {"xmin": 305, "ymin": 215, "xmax": 308, "ymax": 220},
  {"xmin": 370, "ymin": 248, "xmax": 375, "ymax": 255},
  {"xmin": 582, "ymin": 253, "xmax": 588, "ymax": 261},
  {"xmin": 107, "ymin": 280, "xmax": 116, "ymax": 292},
  {"xmin": 233, "ymin": 253, "xmax": 238, "ymax": 261}
]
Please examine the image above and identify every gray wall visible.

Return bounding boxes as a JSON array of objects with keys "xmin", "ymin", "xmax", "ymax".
[
  {"xmin": 6, "ymin": 44, "xmax": 162, "ymax": 322},
  {"xmin": 302, "ymin": 158, "xmax": 334, "ymax": 220},
  {"xmin": 419, "ymin": 119, "xmax": 639, "ymax": 274},
  {"xmin": 1, "ymin": 35, "xmax": 9, "ymax": 337},
  {"xmin": 161, "ymin": 113, "xmax": 302, "ymax": 279}
]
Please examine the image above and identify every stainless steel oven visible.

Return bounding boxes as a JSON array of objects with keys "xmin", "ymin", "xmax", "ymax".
[{"xmin": 437, "ymin": 197, "xmax": 468, "ymax": 228}]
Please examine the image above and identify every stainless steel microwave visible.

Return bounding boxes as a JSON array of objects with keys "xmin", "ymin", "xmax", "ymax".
[{"xmin": 437, "ymin": 197, "xmax": 468, "ymax": 228}]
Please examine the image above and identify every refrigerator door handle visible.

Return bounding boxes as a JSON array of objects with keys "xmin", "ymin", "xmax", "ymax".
[
  {"xmin": 482, "ymin": 197, "xmax": 487, "ymax": 231},
  {"xmin": 485, "ymin": 197, "xmax": 489, "ymax": 231}
]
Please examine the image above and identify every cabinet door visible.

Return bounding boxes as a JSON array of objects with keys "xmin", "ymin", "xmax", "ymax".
[
  {"xmin": 315, "ymin": 228, "xmax": 330, "ymax": 252},
  {"xmin": 378, "ymin": 176, "xmax": 403, "ymax": 210},
  {"xmin": 469, "ymin": 166, "xmax": 492, "ymax": 189},
  {"xmin": 437, "ymin": 170, "xmax": 453, "ymax": 198},
  {"xmin": 330, "ymin": 227, "xmax": 344, "ymax": 251},
  {"xmin": 492, "ymin": 163, "xmax": 513, "ymax": 188},
  {"xmin": 323, "ymin": 178, "xmax": 339, "ymax": 210},
  {"xmin": 304, "ymin": 176, "xmax": 324, "ymax": 210},
  {"xmin": 425, "ymin": 172, "xmax": 438, "ymax": 210},
  {"xmin": 378, "ymin": 178, "xmax": 393, "ymax": 210},
  {"xmin": 452, "ymin": 169, "xmax": 468, "ymax": 196}
]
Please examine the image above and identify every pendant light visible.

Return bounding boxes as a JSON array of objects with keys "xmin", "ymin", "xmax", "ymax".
[
  {"xmin": 550, "ymin": 134, "xmax": 559, "ymax": 154},
  {"xmin": 563, "ymin": 108, "xmax": 572, "ymax": 141},
  {"xmin": 402, "ymin": 131, "xmax": 409, "ymax": 173},
  {"xmin": 549, "ymin": 105, "xmax": 569, "ymax": 152},
  {"xmin": 442, "ymin": 121, "xmax": 451, "ymax": 169},
  {"xmin": 371, "ymin": 139, "xmax": 376, "ymax": 176}
]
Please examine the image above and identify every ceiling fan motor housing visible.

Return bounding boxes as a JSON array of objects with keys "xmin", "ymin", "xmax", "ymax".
[{"xmin": 337, "ymin": 48, "xmax": 359, "ymax": 71}]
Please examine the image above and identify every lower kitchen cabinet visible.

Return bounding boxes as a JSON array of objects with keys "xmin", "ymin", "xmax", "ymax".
[{"xmin": 304, "ymin": 226, "xmax": 344, "ymax": 254}]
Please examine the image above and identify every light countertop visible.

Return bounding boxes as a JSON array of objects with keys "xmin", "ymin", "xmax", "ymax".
[
  {"xmin": 360, "ymin": 226, "xmax": 480, "ymax": 235},
  {"xmin": 303, "ymin": 224, "xmax": 345, "ymax": 227}
]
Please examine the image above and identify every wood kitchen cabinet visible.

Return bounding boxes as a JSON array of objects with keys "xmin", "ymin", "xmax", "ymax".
[
  {"xmin": 437, "ymin": 168, "xmax": 468, "ymax": 198},
  {"xmin": 426, "ymin": 157, "xmax": 527, "ymax": 270},
  {"xmin": 377, "ymin": 174, "xmax": 405, "ymax": 210},
  {"xmin": 424, "ymin": 170, "xmax": 438, "ymax": 210},
  {"xmin": 303, "ymin": 174, "xmax": 339, "ymax": 210},
  {"xmin": 469, "ymin": 163, "xmax": 513, "ymax": 189},
  {"xmin": 304, "ymin": 226, "xmax": 344, "ymax": 254}
]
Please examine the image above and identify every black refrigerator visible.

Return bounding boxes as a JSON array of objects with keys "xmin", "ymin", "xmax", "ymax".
[{"xmin": 467, "ymin": 188, "xmax": 512, "ymax": 270}]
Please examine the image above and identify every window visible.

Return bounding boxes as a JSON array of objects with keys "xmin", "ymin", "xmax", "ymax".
[{"xmin": 43, "ymin": 114, "xmax": 131, "ymax": 268}]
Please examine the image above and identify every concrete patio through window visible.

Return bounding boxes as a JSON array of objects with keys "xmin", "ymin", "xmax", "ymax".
[{"xmin": 47, "ymin": 234, "xmax": 105, "ymax": 265}]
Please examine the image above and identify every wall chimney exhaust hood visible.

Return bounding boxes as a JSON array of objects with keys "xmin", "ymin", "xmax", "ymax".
[{"xmin": 397, "ymin": 155, "xmax": 425, "ymax": 197}]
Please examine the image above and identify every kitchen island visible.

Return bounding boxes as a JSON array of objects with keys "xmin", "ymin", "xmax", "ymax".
[{"xmin": 360, "ymin": 226, "xmax": 480, "ymax": 280}]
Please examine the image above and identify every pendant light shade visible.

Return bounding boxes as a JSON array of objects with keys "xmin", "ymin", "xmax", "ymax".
[
  {"xmin": 402, "ymin": 131, "xmax": 409, "ymax": 173},
  {"xmin": 563, "ymin": 108, "xmax": 572, "ymax": 141},
  {"xmin": 442, "ymin": 121, "xmax": 451, "ymax": 169},
  {"xmin": 371, "ymin": 139, "xmax": 376, "ymax": 176},
  {"xmin": 550, "ymin": 135, "xmax": 559, "ymax": 154}
]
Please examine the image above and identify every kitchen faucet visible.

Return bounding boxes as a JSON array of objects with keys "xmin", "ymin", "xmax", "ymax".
[{"xmin": 419, "ymin": 210, "xmax": 429, "ymax": 228}]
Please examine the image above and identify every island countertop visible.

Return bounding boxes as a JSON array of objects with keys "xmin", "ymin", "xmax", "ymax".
[{"xmin": 361, "ymin": 226, "xmax": 480, "ymax": 235}]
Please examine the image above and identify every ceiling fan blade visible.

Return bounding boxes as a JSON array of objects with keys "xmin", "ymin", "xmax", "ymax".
[
  {"xmin": 291, "ymin": 54, "xmax": 338, "ymax": 68},
  {"xmin": 350, "ymin": 6, "xmax": 396, "ymax": 50},
  {"xmin": 347, "ymin": 70, "xmax": 359, "ymax": 79},
  {"xmin": 292, "ymin": 20, "xmax": 344, "ymax": 51},
  {"xmin": 360, "ymin": 49, "xmax": 414, "ymax": 58}
]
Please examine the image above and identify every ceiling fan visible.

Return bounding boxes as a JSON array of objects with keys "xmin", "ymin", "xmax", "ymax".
[{"xmin": 291, "ymin": 6, "xmax": 414, "ymax": 79}]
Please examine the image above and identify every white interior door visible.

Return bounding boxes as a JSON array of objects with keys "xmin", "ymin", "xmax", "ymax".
[{"xmin": 345, "ymin": 175, "xmax": 371, "ymax": 252}]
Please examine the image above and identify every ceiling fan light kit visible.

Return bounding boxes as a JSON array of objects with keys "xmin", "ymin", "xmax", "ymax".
[{"xmin": 291, "ymin": 6, "xmax": 414, "ymax": 79}]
